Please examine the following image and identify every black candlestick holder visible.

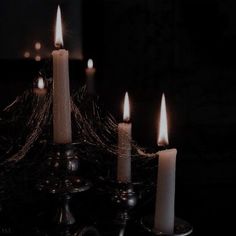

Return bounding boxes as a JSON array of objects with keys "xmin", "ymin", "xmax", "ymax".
[
  {"xmin": 140, "ymin": 215, "xmax": 193, "ymax": 236},
  {"xmin": 37, "ymin": 143, "xmax": 93, "ymax": 235},
  {"xmin": 110, "ymin": 181, "xmax": 138, "ymax": 235},
  {"xmin": 112, "ymin": 182, "xmax": 137, "ymax": 222}
]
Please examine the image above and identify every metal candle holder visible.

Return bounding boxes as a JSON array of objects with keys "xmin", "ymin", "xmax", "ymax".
[
  {"xmin": 110, "ymin": 182, "xmax": 137, "ymax": 235},
  {"xmin": 140, "ymin": 215, "xmax": 193, "ymax": 236},
  {"xmin": 112, "ymin": 182, "xmax": 137, "ymax": 222},
  {"xmin": 37, "ymin": 143, "xmax": 92, "ymax": 235}
]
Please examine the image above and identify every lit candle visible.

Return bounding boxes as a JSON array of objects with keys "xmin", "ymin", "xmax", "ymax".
[
  {"xmin": 52, "ymin": 6, "xmax": 72, "ymax": 144},
  {"xmin": 38, "ymin": 77, "xmax": 44, "ymax": 89},
  {"xmin": 117, "ymin": 92, "xmax": 132, "ymax": 183},
  {"xmin": 85, "ymin": 59, "xmax": 96, "ymax": 95},
  {"xmin": 154, "ymin": 93, "xmax": 177, "ymax": 234},
  {"xmin": 33, "ymin": 77, "xmax": 47, "ymax": 96}
]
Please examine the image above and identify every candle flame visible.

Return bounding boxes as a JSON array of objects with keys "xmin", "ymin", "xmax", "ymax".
[
  {"xmin": 87, "ymin": 59, "xmax": 93, "ymax": 69},
  {"xmin": 158, "ymin": 93, "xmax": 169, "ymax": 146},
  {"xmin": 24, "ymin": 51, "xmax": 30, "ymax": 58},
  {"xmin": 38, "ymin": 77, "xmax": 45, "ymax": 89},
  {"xmin": 123, "ymin": 92, "xmax": 130, "ymax": 122},
  {"xmin": 35, "ymin": 55, "xmax": 41, "ymax": 61},
  {"xmin": 55, "ymin": 5, "xmax": 63, "ymax": 48},
  {"xmin": 35, "ymin": 42, "xmax": 41, "ymax": 50}
]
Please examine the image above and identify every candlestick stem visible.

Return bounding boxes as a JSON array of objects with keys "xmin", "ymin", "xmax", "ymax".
[{"xmin": 55, "ymin": 194, "xmax": 75, "ymax": 225}]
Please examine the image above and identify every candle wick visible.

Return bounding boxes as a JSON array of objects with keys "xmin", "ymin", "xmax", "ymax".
[
  {"xmin": 55, "ymin": 43, "xmax": 63, "ymax": 49},
  {"xmin": 123, "ymin": 117, "xmax": 130, "ymax": 123},
  {"xmin": 158, "ymin": 143, "xmax": 168, "ymax": 151}
]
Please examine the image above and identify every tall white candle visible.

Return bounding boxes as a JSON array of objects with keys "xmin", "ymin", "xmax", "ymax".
[
  {"xmin": 117, "ymin": 92, "xmax": 132, "ymax": 183},
  {"xmin": 154, "ymin": 93, "xmax": 177, "ymax": 234},
  {"xmin": 52, "ymin": 6, "xmax": 72, "ymax": 144},
  {"xmin": 85, "ymin": 59, "xmax": 96, "ymax": 95}
]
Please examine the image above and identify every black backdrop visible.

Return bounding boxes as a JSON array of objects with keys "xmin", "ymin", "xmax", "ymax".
[{"xmin": 1, "ymin": 0, "xmax": 236, "ymax": 235}]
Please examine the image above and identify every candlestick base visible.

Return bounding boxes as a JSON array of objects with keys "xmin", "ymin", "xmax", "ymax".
[
  {"xmin": 140, "ymin": 215, "xmax": 193, "ymax": 236},
  {"xmin": 45, "ymin": 225, "xmax": 100, "ymax": 236}
]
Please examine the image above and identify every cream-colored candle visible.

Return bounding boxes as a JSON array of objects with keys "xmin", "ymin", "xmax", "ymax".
[
  {"xmin": 85, "ymin": 59, "xmax": 96, "ymax": 95},
  {"xmin": 52, "ymin": 6, "xmax": 72, "ymax": 144},
  {"xmin": 117, "ymin": 92, "xmax": 132, "ymax": 183},
  {"xmin": 154, "ymin": 93, "xmax": 177, "ymax": 235}
]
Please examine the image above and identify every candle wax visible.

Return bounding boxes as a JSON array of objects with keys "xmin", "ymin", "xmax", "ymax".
[
  {"xmin": 117, "ymin": 122, "xmax": 132, "ymax": 183},
  {"xmin": 52, "ymin": 49, "xmax": 72, "ymax": 144},
  {"xmin": 154, "ymin": 148, "xmax": 177, "ymax": 234}
]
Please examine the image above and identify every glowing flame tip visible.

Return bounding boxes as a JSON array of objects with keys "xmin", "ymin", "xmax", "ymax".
[
  {"xmin": 55, "ymin": 5, "xmax": 63, "ymax": 48},
  {"xmin": 37, "ymin": 77, "xmax": 45, "ymax": 89},
  {"xmin": 158, "ymin": 93, "xmax": 169, "ymax": 146},
  {"xmin": 123, "ymin": 92, "xmax": 130, "ymax": 122},
  {"xmin": 87, "ymin": 59, "xmax": 93, "ymax": 69}
]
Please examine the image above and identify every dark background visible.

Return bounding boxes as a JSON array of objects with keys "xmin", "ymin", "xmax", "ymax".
[
  {"xmin": 0, "ymin": 0, "xmax": 83, "ymax": 59},
  {"xmin": 1, "ymin": 0, "xmax": 236, "ymax": 235}
]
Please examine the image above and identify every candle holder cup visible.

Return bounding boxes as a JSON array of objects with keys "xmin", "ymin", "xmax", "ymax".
[
  {"xmin": 140, "ymin": 215, "xmax": 193, "ymax": 236},
  {"xmin": 37, "ymin": 143, "xmax": 92, "ymax": 234}
]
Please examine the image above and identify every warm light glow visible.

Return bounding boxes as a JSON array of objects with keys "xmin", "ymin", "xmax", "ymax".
[
  {"xmin": 37, "ymin": 77, "xmax": 45, "ymax": 89},
  {"xmin": 87, "ymin": 59, "xmax": 93, "ymax": 69},
  {"xmin": 55, "ymin": 5, "xmax": 63, "ymax": 48},
  {"xmin": 24, "ymin": 51, "xmax": 30, "ymax": 58},
  {"xmin": 158, "ymin": 93, "xmax": 169, "ymax": 146},
  {"xmin": 35, "ymin": 55, "xmax": 41, "ymax": 61},
  {"xmin": 123, "ymin": 92, "xmax": 130, "ymax": 122},
  {"xmin": 35, "ymin": 42, "xmax": 41, "ymax": 50}
]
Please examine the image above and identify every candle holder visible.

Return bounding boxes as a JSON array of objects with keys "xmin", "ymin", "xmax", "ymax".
[
  {"xmin": 140, "ymin": 215, "xmax": 193, "ymax": 236},
  {"xmin": 110, "ymin": 181, "xmax": 138, "ymax": 235},
  {"xmin": 111, "ymin": 182, "xmax": 137, "ymax": 222},
  {"xmin": 37, "ymin": 143, "xmax": 92, "ymax": 234}
]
